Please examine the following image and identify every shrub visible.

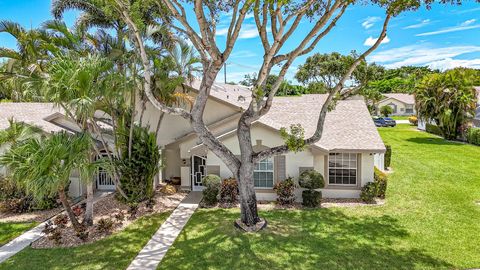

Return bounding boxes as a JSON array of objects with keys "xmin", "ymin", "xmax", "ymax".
[
  {"xmin": 202, "ymin": 175, "xmax": 221, "ymax": 206},
  {"xmin": 298, "ymin": 170, "xmax": 324, "ymax": 207},
  {"xmin": 273, "ymin": 177, "xmax": 296, "ymax": 205},
  {"xmin": 220, "ymin": 178, "xmax": 238, "ymax": 205},
  {"xmin": 380, "ymin": 105, "xmax": 393, "ymax": 117},
  {"xmin": 0, "ymin": 176, "xmax": 58, "ymax": 213},
  {"xmin": 97, "ymin": 218, "xmax": 114, "ymax": 233},
  {"xmin": 114, "ymin": 212, "xmax": 125, "ymax": 223},
  {"xmin": 42, "ymin": 221, "xmax": 62, "ymax": 244},
  {"xmin": 128, "ymin": 203, "xmax": 139, "ymax": 219},
  {"xmin": 145, "ymin": 197, "xmax": 155, "ymax": 211},
  {"xmin": 374, "ymin": 167, "xmax": 388, "ymax": 199},
  {"xmin": 384, "ymin": 145, "xmax": 392, "ymax": 170},
  {"xmin": 466, "ymin": 127, "xmax": 480, "ymax": 146},
  {"xmin": 408, "ymin": 115, "xmax": 418, "ymax": 125},
  {"xmin": 53, "ymin": 214, "xmax": 69, "ymax": 228},
  {"xmin": 72, "ymin": 205, "xmax": 83, "ymax": 217},
  {"xmin": 117, "ymin": 125, "xmax": 161, "ymax": 203},
  {"xmin": 159, "ymin": 184, "xmax": 177, "ymax": 195},
  {"xmin": 298, "ymin": 170, "xmax": 325, "ymax": 190},
  {"xmin": 302, "ymin": 190, "xmax": 322, "ymax": 208},
  {"xmin": 426, "ymin": 123, "xmax": 442, "ymax": 136},
  {"xmin": 360, "ymin": 182, "xmax": 377, "ymax": 203}
]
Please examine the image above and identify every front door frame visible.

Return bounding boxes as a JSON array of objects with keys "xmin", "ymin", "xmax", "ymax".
[{"xmin": 191, "ymin": 155, "xmax": 206, "ymax": 191}]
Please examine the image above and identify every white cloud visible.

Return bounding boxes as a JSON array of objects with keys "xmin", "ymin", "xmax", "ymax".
[
  {"xmin": 369, "ymin": 44, "xmax": 480, "ymax": 70},
  {"xmin": 403, "ymin": 19, "xmax": 431, "ymax": 29},
  {"xmin": 416, "ymin": 20, "xmax": 480, "ymax": 36},
  {"xmin": 363, "ymin": 36, "xmax": 390, "ymax": 46},
  {"xmin": 216, "ymin": 24, "xmax": 260, "ymax": 39},
  {"xmin": 361, "ymin": 17, "xmax": 381, "ymax": 30},
  {"xmin": 461, "ymin": 19, "xmax": 476, "ymax": 26}
]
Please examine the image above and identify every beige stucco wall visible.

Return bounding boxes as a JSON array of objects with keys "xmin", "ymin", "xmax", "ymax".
[
  {"xmin": 377, "ymin": 98, "xmax": 415, "ymax": 116},
  {"xmin": 168, "ymin": 124, "xmax": 376, "ymax": 199}
]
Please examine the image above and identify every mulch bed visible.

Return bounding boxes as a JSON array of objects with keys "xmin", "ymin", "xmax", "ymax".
[
  {"xmin": 31, "ymin": 187, "xmax": 187, "ymax": 249},
  {"xmin": 0, "ymin": 207, "xmax": 63, "ymax": 223}
]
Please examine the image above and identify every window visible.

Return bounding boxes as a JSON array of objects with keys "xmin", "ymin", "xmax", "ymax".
[
  {"xmin": 328, "ymin": 153, "xmax": 357, "ymax": 185},
  {"xmin": 254, "ymin": 158, "xmax": 274, "ymax": 188}
]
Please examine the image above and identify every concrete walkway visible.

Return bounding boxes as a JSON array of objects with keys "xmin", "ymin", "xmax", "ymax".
[
  {"xmin": 0, "ymin": 191, "xmax": 112, "ymax": 264},
  {"xmin": 396, "ymin": 120, "xmax": 410, "ymax": 124},
  {"xmin": 127, "ymin": 191, "xmax": 202, "ymax": 270}
]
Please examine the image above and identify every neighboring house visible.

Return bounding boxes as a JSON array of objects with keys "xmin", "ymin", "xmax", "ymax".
[
  {"xmin": 474, "ymin": 87, "xmax": 480, "ymax": 128},
  {"xmin": 377, "ymin": 93, "xmax": 415, "ymax": 116},
  {"xmin": 140, "ymin": 80, "xmax": 386, "ymax": 200},
  {"xmin": 0, "ymin": 103, "xmax": 115, "ymax": 199}
]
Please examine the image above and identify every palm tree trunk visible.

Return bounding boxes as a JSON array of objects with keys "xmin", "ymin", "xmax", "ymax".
[
  {"xmin": 83, "ymin": 180, "xmax": 94, "ymax": 226},
  {"xmin": 58, "ymin": 188, "xmax": 82, "ymax": 232},
  {"xmin": 155, "ymin": 112, "xmax": 165, "ymax": 139}
]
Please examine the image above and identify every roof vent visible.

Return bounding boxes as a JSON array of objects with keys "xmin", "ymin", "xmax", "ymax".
[{"xmin": 238, "ymin": 95, "xmax": 246, "ymax": 102}]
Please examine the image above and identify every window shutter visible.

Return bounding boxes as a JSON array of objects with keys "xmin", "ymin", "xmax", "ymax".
[
  {"xmin": 274, "ymin": 155, "xmax": 286, "ymax": 183},
  {"xmin": 206, "ymin": 165, "xmax": 220, "ymax": 177}
]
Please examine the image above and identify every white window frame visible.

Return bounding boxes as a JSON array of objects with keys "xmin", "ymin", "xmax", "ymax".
[
  {"xmin": 328, "ymin": 153, "xmax": 358, "ymax": 186},
  {"xmin": 253, "ymin": 157, "xmax": 274, "ymax": 189}
]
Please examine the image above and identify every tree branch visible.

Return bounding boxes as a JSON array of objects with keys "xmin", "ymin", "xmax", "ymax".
[{"xmin": 253, "ymin": 14, "xmax": 392, "ymax": 162}]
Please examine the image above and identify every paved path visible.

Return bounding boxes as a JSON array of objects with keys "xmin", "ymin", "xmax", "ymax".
[
  {"xmin": 0, "ymin": 191, "xmax": 112, "ymax": 264},
  {"xmin": 396, "ymin": 120, "xmax": 410, "ymax": 124},
  {"xmin": 127, "ymin": 191, "xmax": 203, "ymax": 270}
]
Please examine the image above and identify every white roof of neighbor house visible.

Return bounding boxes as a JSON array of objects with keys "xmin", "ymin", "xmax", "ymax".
[
  {"xmin": 382, "ymin": 93, "xmax": 415, "ymax": 105},
  {"xmin": 0, "ymin": 103, "xmax": 64, "ymax": 133},
  {"xmin": 188, "ymin": 79, "xmax": 252, "ymax": 110},
  {"xmin": 259, "ymin": 95, "xmax": 385, "ymax": 152}
]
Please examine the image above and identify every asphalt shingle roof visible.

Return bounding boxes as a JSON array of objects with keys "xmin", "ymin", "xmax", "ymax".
[
  {"xmin": 259, "ymin": 95, "xmax": 385, "ymax": 152},
  {"xmin": 382, "ymin": 93, "xmax": 415, "ymax": 105},
  {"xmin": 0, "ymin": 103, "xmax": 64, "ymax": 133}
]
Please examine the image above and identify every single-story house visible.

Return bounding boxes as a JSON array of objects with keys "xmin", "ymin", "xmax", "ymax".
[
  {"xmin": 139, "ymin": 80, "xmax": 386, "ymax": 200},
  {"xmin": 377, "ymin": 93, "xmax": 415, "ymax": 116},
  {"xmin": 0, "ymin": 103, "xmax": 116, "ymax": 199},
  {"xmin": 0, "ymin": 81, "xmax": 386, "ymax": 201}
]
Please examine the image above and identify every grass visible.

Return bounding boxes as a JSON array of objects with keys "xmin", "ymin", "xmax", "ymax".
[
  {"xmin": 160, "ymin": 124, "xmax": 480, "ymax": 270},
  {"xmin": 390, "ymin": 115, "xmax": 410, "ymax": 120},
  {"xmin": 0, "ymin": 222, "xmax": 37, "ymax": 246},
  {"xmin": 0, "ymin": 212, "xmax": 170, "ymax": 270}
]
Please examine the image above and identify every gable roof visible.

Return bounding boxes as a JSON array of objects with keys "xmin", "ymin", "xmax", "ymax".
[
  {"xmin": 382, "ymin": 93, "xmax": 415, "ymax": 105},
  {"xmin": 0, "ymin": 103, "xmax": 64, "ymax": 133},
  {"xmin": 188, "ymin": 79, "xmax": 252, "ymax": 110},
  {"xmin": 259, "ymin": 95, "xmax": 385, "ymax": 152}
]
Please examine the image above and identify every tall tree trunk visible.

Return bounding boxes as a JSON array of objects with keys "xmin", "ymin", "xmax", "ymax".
[
  {"xmin": 155, "ymin": 112, "xmax": 165, "ymax": 139},
  {"xmin": 236, "ymin": 163, "xmax": 259, "ymax": 226},
  {"xmin": 83, "ymin": 180, "xmax": 94, "ymax": 226},
  {"xmin": 58, "ymin": 188, "xmax": 82, "ymax": 232}
]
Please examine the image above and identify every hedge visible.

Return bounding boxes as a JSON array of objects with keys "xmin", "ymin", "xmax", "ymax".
[
  {"xmin": 426, "ymin": 123, "xmax": 442, "ymax": 136},
  {"xmin": 384, "ymin": 145, "xmax": 391, "ymax": 170},
  {"xmin": 466, "ymin": 127, "xmax": 480, "ymax": 146}
]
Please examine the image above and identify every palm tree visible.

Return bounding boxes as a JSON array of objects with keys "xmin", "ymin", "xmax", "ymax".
[
  {"xmin": 0, "ymin": 119, "xmax": 42, "ymax": 146},
  {"xmin": 0, "ymin": 132, "xmax": 93, "ymax": 232}
]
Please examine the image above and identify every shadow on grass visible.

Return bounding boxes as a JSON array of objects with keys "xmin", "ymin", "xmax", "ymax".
[
  {"xmin": 406, "ymin": 137, "xmax": 460, "ymax": 146},
  {"xmin": 160, "ymin": 208, "xmax": 452, "ymax": 270},
  {"xmin": 0, "ymin": 212, "xmax": 170, "ymax": 270}
]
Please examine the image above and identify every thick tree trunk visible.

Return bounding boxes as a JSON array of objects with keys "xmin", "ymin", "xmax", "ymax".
[
  {"xmin": 236, "ymin": 163, "xmax": 260, "ymax": 226},
  {"xmin": 83, "ymin": 181, "xmax": 94, "ymax": 226},
  {"xmin": 58, "ymin": 188, "xmax": 82, "ymax": 232}
]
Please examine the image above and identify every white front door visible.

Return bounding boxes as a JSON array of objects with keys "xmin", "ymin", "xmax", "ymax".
[{"xmin": 191, "ymin": 155, "xmax": 206, "ymax": 191}]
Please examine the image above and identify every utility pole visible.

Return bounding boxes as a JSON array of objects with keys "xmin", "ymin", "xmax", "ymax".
[{"xmin": 224, "ymin": 62, "xmax": 227, "ymax": 84}]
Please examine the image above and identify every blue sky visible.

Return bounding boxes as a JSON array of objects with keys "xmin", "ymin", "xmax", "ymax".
[{"xmin": 0, "ymin": 1, "xmax": 479, "ymax": 83}]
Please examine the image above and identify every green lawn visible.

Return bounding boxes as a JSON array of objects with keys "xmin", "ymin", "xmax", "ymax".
[
  {"xmin": 0, "ymin": 212, "xmax": 170, "ymax": 270},
  {"xmin": 160, "ymin": 124, "xmax": 480, "ymax": 270},
  {"xmin": 390, "ymin": 115, "xmax": 410, "ymax": 120},
  {"xmin": 0, "ymin": 222, "xmax": 37, "ymax": 246}
]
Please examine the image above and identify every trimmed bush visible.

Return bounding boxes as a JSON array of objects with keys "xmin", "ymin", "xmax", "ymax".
[
  {"xmin": 302, "ymin": 190, "xmax": 322, "ymax": 208},
  {"xmin": 408, "ymin": 115, "xmax": 418, "ymax": 125},
  {"xmin": 426, "ymin": 123, "xmax": 442, "ymax": 136},
  {"xmin": 466, "ymin": 127, "xmax": 480, "ymax": 146},
  {"xmin": 360, "ymin": 182, "xmax": 377, "ymax": 203},
  {"xmin": 202, "ymin": 175, "xmax": 221, "ymax": 206},
  {"xmin": 273, "ymin": 177, "xmax": 296, "ymax": 205},
  {"xmin": 298, "ymin": 170, "xmax": 324, "ymax": 190},
  {"xmin": 299, "ymin": 170, "xmax": 324, "ymax": 207},
  {"xmin": 384, "ymin": 145, "xmax": 392, "ymax": 170},
  {"xmin": 220, "ymin": 178, "xmax": 238, "ymax": 205},
  {"xmin": 0, "ymin": 176, "xmax": 58, "ymax": 213},
  {"xmin": 374, "ymin": 167, "xmax": 388, "ymax": 199}
]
